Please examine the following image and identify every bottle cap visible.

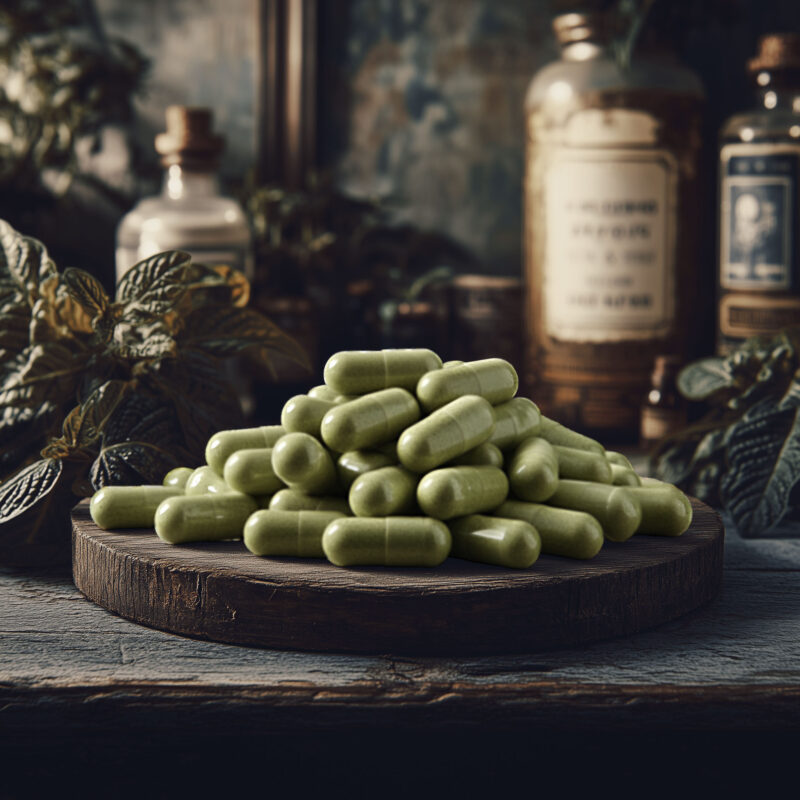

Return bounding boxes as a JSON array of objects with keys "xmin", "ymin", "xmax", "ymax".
[
  {"xmin": 747, "ymin": 33, "xmax": 800, "ymax": 74},
  {"xmin": 155, "ymin": 106, "xmax": 225, "ymax": 168}
]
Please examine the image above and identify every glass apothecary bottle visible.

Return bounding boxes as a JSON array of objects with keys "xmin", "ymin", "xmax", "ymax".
[
  {"xmin": 116, "ymin": 106, "xmax": 253, "ymax": 282},
  {"xmin": 523, "ymin": 4, "xmax": 703, "ymax": 436},
  {"xmin": 717, "ymin": 34, "xmax": 800, "ymax": 353}
]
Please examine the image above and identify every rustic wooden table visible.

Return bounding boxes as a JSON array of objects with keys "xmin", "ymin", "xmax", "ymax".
[{"xmin": 3, "ymin": 508, "xmax": 800, "ymax": 797}]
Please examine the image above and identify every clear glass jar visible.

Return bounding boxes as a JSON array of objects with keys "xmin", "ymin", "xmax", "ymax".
[
  {"xmin": 523, "ymin": 9, "xmax": 703, "ymax": 436},
  {"xmin": 717, "ymin": 34, "xmax": 800, "ymax": 353},
  {"xmin": 115, "ymin": 106, "xmax": 253, "ymax": 283}
]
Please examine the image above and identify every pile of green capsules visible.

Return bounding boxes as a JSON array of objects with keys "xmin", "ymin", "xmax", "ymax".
[{"xmin": 89, "ymin": 349, "xmax": 693, "ymax": 569}]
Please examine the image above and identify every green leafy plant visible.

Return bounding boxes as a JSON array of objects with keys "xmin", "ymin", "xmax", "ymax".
[
  {"xmin": 0, "ymin": 219, "xmax": 307, "ymax": 562},
  {"xmin": 654, "ymin": 329, "xmax": 800, "ymax": 536}
]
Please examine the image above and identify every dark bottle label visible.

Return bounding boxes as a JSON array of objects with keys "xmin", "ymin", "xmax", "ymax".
[{"xmin": 720, "ymin": 146, "xmax": 799, "ymax": 290}]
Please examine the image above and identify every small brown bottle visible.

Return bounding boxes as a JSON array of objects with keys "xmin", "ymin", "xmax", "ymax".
[{"xmin": 639, "ymin": 355, "xmax": 687, "ymax": 449}]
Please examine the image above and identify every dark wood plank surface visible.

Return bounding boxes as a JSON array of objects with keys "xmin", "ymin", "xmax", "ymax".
[{"xmin": 70, "ymin": 498, "xmax": 723, "ymax": 654}]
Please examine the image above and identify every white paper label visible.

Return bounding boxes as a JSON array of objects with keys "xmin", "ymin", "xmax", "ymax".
[{"xmin": 544, "ymin": 150, "xmax": 676, "ymax": 342}]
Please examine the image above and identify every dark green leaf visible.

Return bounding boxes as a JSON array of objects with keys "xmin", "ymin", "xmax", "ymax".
[
  {"xmin": 90, "ymin": 441, "xmax": 179, "ymax": 489},
  {"xmin": 180, "ymin": 305, "xmax": 310, "ymax": 371},
  {"xmin": 0, "ymin": 458, "xmax": 63, "ymax": 524},
  {"xmin": 720, "ymin": 400, "xmax": 800, "ymax": 535},
  {"xmin": 60, "ymin": 267, "xmax": 109, "ymax": 319},
  {"xmin": 0, "ymin": 220, "xmax": 56, "ymax": 305},
  {"xmin": 118, "ymin": 332, "xmax": 176, "ymax": 360},
  {"xmin": 115, "ymin": 250, "xmax": 192, "ymax": 305},
  {"xmin": 677, "ymin": 357, "xmax": 733, "ymax": 400},
  {"xmin": 14, "ymin": 342, "xmax": 84, "ymax": 387}
]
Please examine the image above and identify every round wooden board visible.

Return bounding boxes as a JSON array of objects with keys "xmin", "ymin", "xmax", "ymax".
[{"xmin": 71, "ymin": 498, "xmax": 724, "ymax": 655}]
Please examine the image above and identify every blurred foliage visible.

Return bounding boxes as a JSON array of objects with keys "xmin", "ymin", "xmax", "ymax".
[
  {"xmin": 654, "ymin": 330, "xmax": 800, "ymax": 536},
  {"xmin": 0, "ymin": 218, "xmax": 308, "ymax": 556},
  {"xmin": 247, "ymin": 179, "xmax": 476, "ymax": 354},
  {"xmin": 0, "ymin": 0, "xmax": 146, "ymax": 197}
]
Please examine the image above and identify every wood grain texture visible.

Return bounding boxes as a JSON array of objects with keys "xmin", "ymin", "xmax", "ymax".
[{"xmin": 71, "ymin": 497, "xmax": 723, "ymax": 655}]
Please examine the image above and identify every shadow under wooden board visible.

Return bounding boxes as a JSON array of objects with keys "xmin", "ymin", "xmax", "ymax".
[{"xmin": 71, "ymin": 498, "xmax": 724, "ymax": 656}]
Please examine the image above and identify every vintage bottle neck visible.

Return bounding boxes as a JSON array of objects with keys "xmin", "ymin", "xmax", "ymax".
[{"xmin": 161, "ymin": 165, "xmax": 220, "ymax": 200}]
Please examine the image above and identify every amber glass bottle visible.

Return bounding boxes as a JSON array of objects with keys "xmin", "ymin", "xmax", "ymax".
[
  {"xmin": 717, "ymin": 34, "xmax": 800, "ymax": 352},
  {"xmin": 523, "ymin": 5, "xmax": 703, "ymax": 436}
]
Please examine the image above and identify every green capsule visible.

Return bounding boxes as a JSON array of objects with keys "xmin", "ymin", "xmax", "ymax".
[
  {"xmin": 281, "ymin": 395, "xmax": 338, "ymax": 437},
  {"xmin": 447, "ymin": 441, "xmax": 504, "ymax": 468},
  {"xmin": 553, "ymin": 445, "xmax": 613, "ymax": 484},
  {"xmin": 185, "ymin": 466, "xmax": 233, "ymax": 496},
  {"xmin": 308, "ymin": 384, "xmax": 342, "ymax": 402},
  {"xmin": 337, "ymin": 449, "xmax": 396, "ymax": 489},
  {"xmin": 271, "ymin": 432, "xmax": 340, "ymax": 495},
  {"xmin": 448, "ymin": 515, "xmax": 541, "ymax": 569},
  {"xmin": 322, "ymin": 516, "xmax": 451, "ymax": 567},
  {"xmin": 244, "ymin": 509, "xmax": 345, "ymax": 558},
  {"xmin": 610, "ymin": 463, "xmax": 642, "ymax": 487},
  {"xmin": 538, "ymin": 417, "xmax": 604, "ymax": 454},
  {"xmin": 205, "ymin": 425, "xmax": 285, "ymax": 476},
  {"xmin": 605, "ymin": 450, "xmax": 635, "ymax": 470},
  {"xmin": 629, "ymin": 485, "xmax": 693, "ymax": 536},
  {"xmin": 547, "ymin": 480, "xmax": 642, "ymax": 542},
  {"xmin": 495, "ymin": 500, "xmax": 604, "ymax": 560},
  {"xmin": 90, "ymin": 485, "xmax": 183, "ymax": 530},
  {"xmin": 321, "ymin": 388, "xmax": 420, "ymax": 452},
  {"xmin": 269, "ymin": 488, "xmax": 351, "ymax": 515},
  {"xmin": 488, "ymin": 397, "xmax": 541, "ymax": 450},
  {"xmin": 507, "ymin": 437, "xmax": 559, "ymax": 502},
  {"xmin": 349, "ymin": 466, "xmax": 419, "ymax": 517},
  {"xmin": 154, "ymin": 493, "xmax": 258, "ymax": 544},
  {"xmin": 443, "ymin": 360, "xmax": 464, "ymax": 368},
  {"xmin": 398, "ymin": 395, "xmax": 495, "ymax": 473},
  {"xmin": 163, "ymin": 467, "xmax": 193, "ymax": 490},
  {"xmin": 417, "ymin": 466, "xmax": 508, "ymax": 520},
  {"xmin": 416, "ymin": 358, "xmax": 518, "ymax": 412},
  {"xmin": 324, "ymin": 349, "xmax": 442, "ymax": 395},
  {"xmin": 223, "ymin": 447, "xmax": 284, "ymax": 495}
]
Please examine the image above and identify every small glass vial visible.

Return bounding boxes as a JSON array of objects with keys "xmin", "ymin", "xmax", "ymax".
[
  {"xmin": 640, "ymin": 355, "xmax": 687, "ymax": 449},
  {"xmin": 717, "ymin": 34, "xmax": 800, "ymax": 353},
  {"xmin": 116, "ymin": 106, "xmax": 253, "ymax": 283}
]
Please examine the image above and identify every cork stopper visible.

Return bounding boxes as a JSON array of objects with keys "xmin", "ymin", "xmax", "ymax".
[
  {"xmin": 154, "ymin": 106, "xmax": 225, "ymax": 168},
  {"xmin": 747, "ymin": 33, "xmax": 800, "ymax": 73}
]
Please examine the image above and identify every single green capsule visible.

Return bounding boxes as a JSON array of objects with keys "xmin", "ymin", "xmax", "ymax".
[
  {"xmin": 321, "ymin": 387, "xmax": 420, "ymax": 452},
  {"xmin": 448, "ymin": 514, "xmax": 541, "ymax": 569},
  {"xmin": 163, "ymin": 467, "xmax": 193, "ymax": 490},
  {"xmin": 553, "ymin": 445, "xmax": 613, "ymax": 484},
  {"xmin": 417, "ymin": 466, "xmax": 508, "ymax": 520},
  {"xmin": 442, "ymin": 360, "xmax": 465, "ymax": 368},
  {"xmin": 349, "ymin": 466, "xmax": 419, "ymax": 517},
  {"xmin": 416, "ymin": 357, "xmax": 518, "ymax": 411},
  {"xmin": 495, "ymin": 500, "xmax": 604, "ymax": 560},
  {"xmin": 605, "ymin": 450, "xmax": 635, "ymax": 470},
  {"xmin": 507, "ymin": 437, "xmax": 559, "ymax": 503},
  {"xmin": 281, "ymin": 395, "xmax": 338, "ymax": 437},
  {"xmin": 271, "ymin": 432, "xmax": 340, "ymax": 495},
  {"xmin": 488, "ymin": 397, "xmax": 541, "ymax": 450},
  {"xmin": 337, "ymin": 449, "xmax": 396, "ymax": 489},
  {"xmin": 447, "ymin": 441, "xmax": 504, "ymax": 468},
  {"xmin": 154, "ymin": 493, "xmax": 258, "ymax": 544},
  {"xmin": 205, "ymin": 425, "xmax": 285, "ymax": 476},
  {"xmin": 322, "ymin": 516, "xmax": 451, "ymax": 567},
  {"xmin": 538, "ymin": 417, "xmax": 604, "ymax": 454},
  {"xmin": 547, "ymin": 480, "xmax": 642, "ymax": 542},
  {"xmin": 610, "ymin": 463, "xmax": 642, "ymax": 487},
  {"xmin": 629, "ymin": 485, "xmax": 693, "ymax": 536},
  {"xmin": 398, "ymin": 395, "xmax": 495, "ymax": 473},
  {"xmin": 244, "ymin": 509, "xmax": 345, "ymax": 558},
  {"xmin": 269, "ymin": 488, "xmax": 351, "ymax": 515},
  {"xmin": 90, "ymin": 485, "xmax": 183, "ymax": 530},
  {"xmin": 185, "ymin": 466, "xmax": 233, "ymax": 496},
  {"xmin": 308, "ymin": 384, "xmax": 342, "ymax": 402},
  {"xmin": 324, "ymin": 349, "xmax": 442, "ymax": 395},
  {"xmin": 223, "ymin": 448, "xmax": 284, "ymax": 495}
]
